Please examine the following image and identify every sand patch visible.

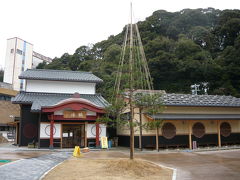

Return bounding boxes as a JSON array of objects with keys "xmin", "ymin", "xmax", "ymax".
[{"xmin": 43, "ymin": 158, "xmax": 172, "ymax": 180}]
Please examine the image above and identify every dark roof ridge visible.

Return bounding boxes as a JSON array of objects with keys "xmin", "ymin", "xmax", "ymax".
[
  {"xmin": 19, "ymin": 91, "xmax": 103, "ymax": 96},
  {"xmin": 25, "ymin": 68, "xmax": 92, "ymax": 74},
  {"xmin": 165, "ymin": 93, "xmax": 235, "ymax": 98},
  {"xmin": 19, "ymin": 69, "xmax": 102, "ymax": 83}
]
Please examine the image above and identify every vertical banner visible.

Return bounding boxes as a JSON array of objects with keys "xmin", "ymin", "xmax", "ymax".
[{"xmin": 101, "ymin": 136, "xmax": 108, "ymax": 149}]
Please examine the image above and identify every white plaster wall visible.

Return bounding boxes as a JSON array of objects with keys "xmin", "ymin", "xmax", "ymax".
[
  {"xmin": 54, "ymin": 109, "xmax": 96, "ymax": 116},
  {"xmin": 40, "ymin": 123, "xmax": 61, "ymax": 138},
  {"xmin": 26, "ymin": 80, "xmax": 96, "ymax": 94},
  {"xmin": 4, "ymin": 38, "xmax": 33, "ymax": 91},
  {"xmin": 87, "ymin": 124, "xmax": 106, "ymax": 138},
  {"xmin": 32, "ymin": 56, "xmax": 43, "ymax": 68},
  {"xmin": 3, "ymin": 38, "xmax": 15, "ymax": 85}
]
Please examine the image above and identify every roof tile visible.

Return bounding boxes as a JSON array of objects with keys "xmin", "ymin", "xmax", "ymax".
[
  {"xmin": 19, "ymin": 69, "xmax": 103, "ymax": 83},
  {"xmin": 12, "ymin": 92, "xmax": 109, "ymax": 112}
]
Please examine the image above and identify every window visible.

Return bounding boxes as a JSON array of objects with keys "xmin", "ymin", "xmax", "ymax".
[
  {"xmin": 17, "ymin": 49, "xmax": 22, "ymax": 55},
  {"xmin": 10, "ymin": 49, "xmax": 14, "ymax": 53},
  {"xmin": 220, "ymin": 122, "xmax": 231, "ymax": 137},
  {"xmin": 20, "ymin": 80, "xmax": 24, "ymax": 90},
  {"xmin": 0, "ymin": 94, "xmax": 12, "ymax": 101},
  {"xmin": 162, "ymin": 122, "xmax": 176, "ymax": 139},
  {"xmin": 192, "ymin": 122, "xmax": 205, "ymax": 138}
]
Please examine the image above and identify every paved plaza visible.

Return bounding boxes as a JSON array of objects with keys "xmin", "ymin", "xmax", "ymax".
[
  {"xmin": 0, "ymin": 143, "xmax": 240, "ymax": 180},
  {"xmin": 0, "ymin": 152, "xmax": 70, "ymax": 180}
]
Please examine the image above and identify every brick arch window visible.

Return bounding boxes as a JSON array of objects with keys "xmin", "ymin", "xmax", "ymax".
[
  {"xmin": 192, "ymin": 122, "xmax": 205, "ymax": 138},
  {"xmin": 162, "ymin": 122, "xmax": 176, "ymax": 139},
  {"xmin": 220, "ymin": 122, "xmax": 231, "ymax": 137}
]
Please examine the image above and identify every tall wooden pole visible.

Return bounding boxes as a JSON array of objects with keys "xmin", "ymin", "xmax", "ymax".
[
  {"xmin": 129, "ymin": 2, "xmax": 134, "ymax": 159},
  {"xmin": 38, "ymin": 112, "xmax": 41, "ymax": 149},
  {"xmin": 96, "ymin": 114, "xmax": 100, "ymax": 147},
  {"xmin": 188, "ymin": 120, "xmax": 192, "ymax": 149},
  {"xmin": 139, "ymin": 108, "xmax": 142, "ymax": 151},
  {"xmin": 156, "ymin": 124, "xmax": 159, "ymax": 152},
  {"xmin": 96, "ymin": 123, "xmax": 100, "ymax": 147},
  {"xmin": 217, "ymin": 120, "xmax": 221, "ymax": 148},
  {"xmin": 49, "ymin": 114, "xmax": 54, "ymax": 149},
  {"xmin": 85, "ymin": 122, "xmax": 88, "ymax": 148}
]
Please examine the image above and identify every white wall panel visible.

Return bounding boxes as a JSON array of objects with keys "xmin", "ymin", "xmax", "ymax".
[
  {"xmin": 40, "ymin": 123, "xmax": 61, "ymax": 138},
  {"xmin": 54, "ymin": 110, "xmax": 96, "ymax": 116},
  {"xmin": 87, "ymin": 124, "xmax": 106, "ymax": 138},
  {"xmin": 4, "ymin": 38, "xmax": 33, "ymax": 91},
  {"xmin": 26, "ymin": 80, "xmax": 96, "ymax": 94}
]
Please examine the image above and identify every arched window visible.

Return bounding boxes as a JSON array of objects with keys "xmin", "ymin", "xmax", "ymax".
[
  {"xmin": 162, "ymin": 122, "xmax": 176, "ymax": 139},
  {"xmin": 192, "ymin": 122, "xmax": 205, "ymax": 138},
  {"xmin": 220, "ymin": 122, "xmax": 231, "ymax": 137}
]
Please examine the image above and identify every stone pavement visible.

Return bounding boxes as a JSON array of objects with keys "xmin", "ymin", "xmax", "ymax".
[{"xmin": 0, "ymin": 152, "xmax": 71, "ymax": 180}]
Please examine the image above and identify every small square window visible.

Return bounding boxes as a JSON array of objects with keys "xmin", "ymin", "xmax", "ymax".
[
  {"xmin": 17, "ymin": 49, "xmax": 22, "ymax": 55},
  {"xmin": 10, "ymin": 49, "xmax": 14, "ymax": 53}
]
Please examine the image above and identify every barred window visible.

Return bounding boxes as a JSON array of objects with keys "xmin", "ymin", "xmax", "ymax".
[
  {"xmin": 220, "ymin": 122, "xmax": 231, "ymax": 137},
  {"xmin": 162, "ymin": 122, "xmax": 176, "ymax": 139},
  {"xmin": 192, "ymin": 122, "xmax": 205, "ymax": 138}
]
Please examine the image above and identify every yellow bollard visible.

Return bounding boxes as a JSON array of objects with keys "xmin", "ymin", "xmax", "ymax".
[{"xmin": 73, "ymin": 146, "xmax": 82, "ymax": 157}]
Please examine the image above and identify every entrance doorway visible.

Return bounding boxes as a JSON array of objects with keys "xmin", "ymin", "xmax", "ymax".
[{"xmin": 62, "ymin": 124, "xmax": 85, "ymax": 148}]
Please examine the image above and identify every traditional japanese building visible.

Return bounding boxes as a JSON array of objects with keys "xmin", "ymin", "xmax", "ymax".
[
  {"xmin": 118, "ymin": 90, "xmax": 240, "ymax": 149},
  {"xmin": 12, "ymin": 69, "xmax": 108, "ymax": 148},
  {"xmin": 0, "ymin": 83, "xmax": 20, "ymax": 142}
]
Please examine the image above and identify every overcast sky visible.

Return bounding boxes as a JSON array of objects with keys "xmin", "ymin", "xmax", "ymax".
[{"xmin": 0, "ymin": 0, "xmax": 240, "ymax": 68}]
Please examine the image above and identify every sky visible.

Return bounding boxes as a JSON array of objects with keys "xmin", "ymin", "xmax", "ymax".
[{"xmin": 0, "ymin": 0, "xmax": 240, "ymax": 69}]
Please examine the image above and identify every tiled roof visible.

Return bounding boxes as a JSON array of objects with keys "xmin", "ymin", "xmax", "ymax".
[
  {"xmin": 19, "ymin": 69, "xmax": 103, "ymax": 83},
  {"xmin": 12, "ymin": 92, "xmax": 109, "ymax": 112},
  {"xmin": 162, "ymin": 93, "xmax": 240, "ymax": 107},
  {"xmin": 149, "ymin": 114, "xmax": 240, "ymax": 120}
]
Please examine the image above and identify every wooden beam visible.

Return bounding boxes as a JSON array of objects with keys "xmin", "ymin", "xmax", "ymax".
[
  {"xmin": 85, "ymin": 122, "xmax": 88, "ymax": 148},
  {"xmin": 95, "ymin": 123, "xmax": 100, "ymax": 147},
  {"xmin": 156, "ymin": 126, "xmax": 159, "ymax": 152},
  {"xmin": 139, "ymin": 108, "xmax": 142, "ymax": 151},
  {"xmin": 60, "ymin": 124, "xmax": 63, "ymax": 149},
  {"xmin": 49, "ymin": 114, "xmax": 54, "ymax": 149},
  {"xmin": 217, "ymin": 120, "xmax": 221, "ymax": 148},
  {"xmin": 188, "ymin": 120, "xmax": 192, "ymax": 149},
  {"xmin": 38, "ymin": 112, "xmax": 41, "ymax": 149}
]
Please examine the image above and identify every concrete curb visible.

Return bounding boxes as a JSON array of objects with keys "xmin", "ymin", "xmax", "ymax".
[
  {"xmin": 140, "ymin": 159, "xmax": 177, "ymax": 180},
  {"xmin": 0, "ymin": 159, "xmax": 24, "ymax": 168},
  {"xmin": 39, "ymin": 159, "xmax": 68, "ymax": 180}
]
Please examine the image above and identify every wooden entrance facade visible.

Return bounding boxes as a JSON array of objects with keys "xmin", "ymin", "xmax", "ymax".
[
  {"xmin": 41, "ymin": 97, "xmax": 105, "ymax": 148},
  {"xmin": 62, "ymin": 124, "xmax": 85, "ymax": 148}
]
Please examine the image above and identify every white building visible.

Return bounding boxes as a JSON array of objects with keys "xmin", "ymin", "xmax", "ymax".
[
  {"xmin": 12, "ymin": 69, "xmax": 108, "ymax": 148},
  {"xmin": 3, "ymin": 37, "xmax": 52, "ymax": 91}
]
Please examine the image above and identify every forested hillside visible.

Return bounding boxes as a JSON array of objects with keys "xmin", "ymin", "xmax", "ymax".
[{"xmin": 37, "ymin": 8, "xmax": 240, "ymax": 99}]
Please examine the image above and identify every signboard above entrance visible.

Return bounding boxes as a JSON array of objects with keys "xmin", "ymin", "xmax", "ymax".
[{"xmin": 63, "ymin": 110, "xmax": 87, "ymax": 119}]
